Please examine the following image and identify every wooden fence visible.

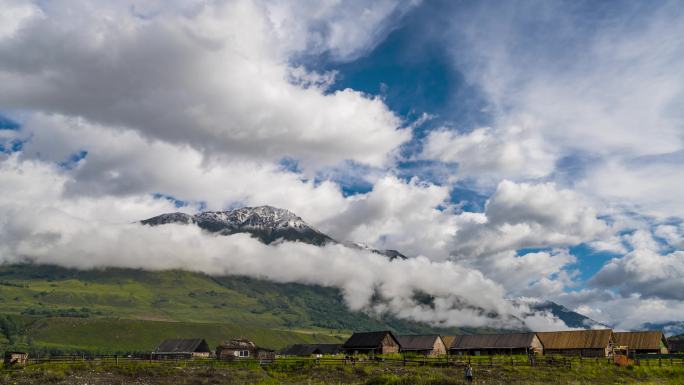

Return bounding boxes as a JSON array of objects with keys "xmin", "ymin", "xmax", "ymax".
[{"xmin": 6, "ymin": 353, "xmax": 684, "ymax": 370}]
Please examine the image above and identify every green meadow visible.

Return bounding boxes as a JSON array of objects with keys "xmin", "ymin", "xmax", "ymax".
[
  {"xmin": 2, "ymin": 358, "xmax": 684, "ymax": 384},
  {"xmin": 0, "ymin": 264, "xmax": 482, "ymax": 354}
]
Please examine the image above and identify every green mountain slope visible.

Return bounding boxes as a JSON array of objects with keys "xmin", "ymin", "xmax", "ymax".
[{"xmin": 0, "ymin": 264, "xmax": 490, "ymax": 353}]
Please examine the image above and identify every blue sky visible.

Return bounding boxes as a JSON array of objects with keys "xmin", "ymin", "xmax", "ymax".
[{"xmin": 1, "ymin": 0, "xmax": 683, "ymax": 330}]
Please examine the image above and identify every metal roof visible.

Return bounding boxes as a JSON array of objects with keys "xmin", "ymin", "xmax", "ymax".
[
  {"xmin": 614, "ymin": 331, "xmax": 666, "ymax": 350},
  {"xmin": 343, "ymin": 331, "xmax": 399, "ymax": 349},
  {"xmin": 154, "ymin": 338, "xmax": 210, "ymax": 353},
  {"xmin": 396, "ymin": 335, "xmax": 442, "ymax": 351},
  {"xmin": 537, "ymin": 329, "xmax": 613, "ymax": 349},
  {"xmin": 449, "ymin": 333, "xmax": 537, "ymax": 349}
]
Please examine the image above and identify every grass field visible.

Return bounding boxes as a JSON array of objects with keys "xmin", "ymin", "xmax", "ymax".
[
  {"xmin": 2, "ymin": 357, "xmax": 684, "ymax": 384},
  {"xmin": 0, "ymin": 263, "xmax": 499, "ymax": 354},
  {"xmin": 0, "ymin": 264, "xmax": 480, "ymax": 333},
  {"xmin": 0, "ymin": 264, "xmax": 486, "ymax": 353},
  {"xmin": 19, "ymin": 317, "xmax": 344, "ymax": 353}
]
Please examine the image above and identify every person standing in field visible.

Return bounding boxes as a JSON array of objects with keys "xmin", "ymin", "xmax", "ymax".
[{"xmin": 464, "ymin": 364, "xmax": 473, "ymax": 383}]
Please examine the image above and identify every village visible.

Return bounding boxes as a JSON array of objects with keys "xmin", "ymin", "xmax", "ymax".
[{"xmin": 7, "ymin": 328, "xmax": 681, "ymax": 369}]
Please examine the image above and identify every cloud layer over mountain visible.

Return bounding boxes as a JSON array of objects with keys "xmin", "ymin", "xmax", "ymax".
[{"xmin": 1, "ymin": 0, "xmax": 683, "ymax": 331}]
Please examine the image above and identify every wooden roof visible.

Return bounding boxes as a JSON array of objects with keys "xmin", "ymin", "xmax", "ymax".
[
  {"xmin": 217, "ymin": 338, "xmax": 257, "ymax": 350},
  {"xmin": 449, "ymin": 333, "xmax": 537, "ymax": 350},
  {"xmin": 343, "ymin": 331, "xmax": 399, "ymax": 349},
  {"xmin": 614, "ymin": 331, "xmax": 666, "ymax": 350},
  {"xmin": 155, "ymin": 338, "xmax": 210, "ymax": 353},
  {"xmin": 537, "ymin": 329, "xmax": 612, "ymax": 349},
  {"xmin": 442, "ymin": 336, "xmax": 457, "ymax": 349},
  {"xmin": 396, "ymin": 335, "xmax": 442, "ymax": 351}
]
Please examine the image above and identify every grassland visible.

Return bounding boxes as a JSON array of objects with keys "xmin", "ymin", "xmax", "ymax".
[
  {"xmin": 2, "ymin": 358, "xmax": 684, "ymax": 384},
  {"xmin": 0, "ymin": 264, "xmax": 488, "ymax": 354}
]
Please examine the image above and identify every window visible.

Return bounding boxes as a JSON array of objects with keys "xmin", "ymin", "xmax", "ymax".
[{"xmin": 239, "ymin": 350, "xmax": 249, "ymax": 357}]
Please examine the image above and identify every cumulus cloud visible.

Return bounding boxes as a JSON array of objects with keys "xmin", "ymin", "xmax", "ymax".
[
  {"xmin": 422, "ymin": 124, "xmax": 555, "ymax": 180},
  {"xmin": 556, "ymin": 289, "xmax": 684, "ymax": 332},
  {"xmin": 15, "ymin": 113, "xmax": 349, "ymax": 224},
  {"xmin": 580, "ymin": 158, "xmax": 684, "ymax": 218},
  {"xmin": 3, "ymin": 0, "xmax": 682, "ymax": 331},
  {"xmin": 319, "ymin": 176, "xmax": 456, "ymax": 259},
  {"xmin": 452, "ymin": 180, "xmax": 606, "ymax": 258},
  {"xmin": 0, "ymin": 0, "xmax": 410, "ymax": 169},
  {"xmin": 590, "ymin": 230, "xmax": 684, "ymax": 301},
  {"xmin": 0, "ymin": 154, "xmax": 555, "ymax": 329}
]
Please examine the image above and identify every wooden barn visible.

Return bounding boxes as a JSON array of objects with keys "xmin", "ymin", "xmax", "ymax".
[
  {"xmin": 667, "ymin": 339, "xmax": 684, "ymax": 353},
  {"xmin": 537, "ymin": 329, "xmax": 614, "ymax": 357},
  {"xmin": 280, "ymin": 344, "xmax": 343, "ymax": 357},
  {"xmin": 448, "ymin": 333, "xmax": 543, "ymax": 356},
  {"xmin": 152, "ymin": 338, "xmax": 211, "ymax": 359},
  {"xmin": 343, "ymin": 331, "xmax": 401, "ymax": 355},
  {"xmin": 396, "ymin": 335, "xmax": 446, "ymax": 356},
  {"xmin": 216, "ymin": 337, "xmax": 274, "ymax": 361},
  {"xmin": 4, "ymin": 351, "xmax": 28, "ymax": 367},
  {"xmin": 614, "ymin": 331, "xmax": 669, "ymax": 354}
]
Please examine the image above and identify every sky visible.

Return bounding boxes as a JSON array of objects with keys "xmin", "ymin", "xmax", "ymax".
[{"xmin": 1, "ymin": 0, "xmax": 683, "ymax": 331}]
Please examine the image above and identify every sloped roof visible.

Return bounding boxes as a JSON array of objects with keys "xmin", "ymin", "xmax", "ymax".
[
  {"xmin": 396, "ymin": 335, "xmax": 442, "ymax": 351},
  {"xmin": 155, "ymin": 338, "xmax": 210, "ymax": 353},
  {"xmin": 343, "ymin": 331, "xmax": 399, "ymax": 349},
  {"xmin": 442, "ymin": 336, "xmax": 457, "ymax": 349},
  {"xmin": 449, "ymin": 333, "xmax": 537, "ymax": 349},
  {"xmin": 614, "ymin": 331, "xmax": 666, "ymax": 350},
  {"xmin": 537, "ymin": 329, "xmax": 612, "ymax": 349},
  {"xmin": 217, "ymin": 338, "xmax": 257, "ymax": 350},
  {"xmin": 280, "ymin": 344, "xmax": 343, "ymax": 356}
]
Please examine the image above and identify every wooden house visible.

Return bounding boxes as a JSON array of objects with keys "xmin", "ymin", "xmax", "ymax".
[
  {"xmin": 152, "ymin": 338, "xmax": 211, "ymax": 359},
  {"xmin": 396, "ymin": 335, "xmax": 446, "ymax": 356},
  {"xmin": 280, "ymin": 344, "xmax": 343, "ymax": 357},
  {"xmin": 216, "ymin": 337, "xmax": 274, "ymax": 361},
  {"xmin": 343, "ymin": 331, "xmax": 400, "ymax": 355},
  {"xmin": 3, "ymin": 351, "xmax": 28, "ymax": 367},
  {"xmin": 537, "ymin": 329, "xmax": 614, "ymax": 357},
  {"xmin": 448, "ymin": 333, "xmax": 543, "ymax": 356},
  {"xmin": 614, "ymin": 331, "xmax": 669, "ymax": 354}
]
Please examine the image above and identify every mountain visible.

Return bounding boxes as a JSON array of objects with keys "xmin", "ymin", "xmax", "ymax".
[
  {"xmin": 0, "ymin": 264, "xmax": 487, "ymax": 354},
  {"xmin": 523, "ymin": 300, "xmax": 609, "ymax": 329},
  {"xmin": 642, "ymin": 321, "xmax": 684, "ymax": 337},
  {"xmin": 141, "ymin": 205, "xmax": 406, "ymax": 259}
]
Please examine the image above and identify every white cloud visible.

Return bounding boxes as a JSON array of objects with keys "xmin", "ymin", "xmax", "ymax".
[
  {"xmin": 452, "ymin": 180, "xmax": 607, "ymax": 259},
  {"xmin": 590, "ymin": 230, "xmax": 684, "ymax": 301},
  {"xmin": 319, "ymin": 175, "xmax": 456, "ymax": 259},
  {"xmin": 556, "ymin": 289, "xmax": 684, "ymax": 332},
  {"xmin": 447, "ymin": 1, "xmax": 684, "ymax": 159},
  {"xmin": 580, "ymin": 159, "xmax": 684, "ymax": 218},
  {"xmin": 0, "ymin": 154, "xmax": 541, "ymax": 329},
  {"xmin": 16, "ymin": 113, "xmax": 351, "ymax": 225},
  {"xmin": 422, "ymin": 123, "xmax": 556, "ymax": 180},
  {"xmin": 0, "ymin": 0, "xmax": 42, "ymax": 40},
  {"xmin": 0, "ymin": 0, "xmax": 410, "ymax": 169}
]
